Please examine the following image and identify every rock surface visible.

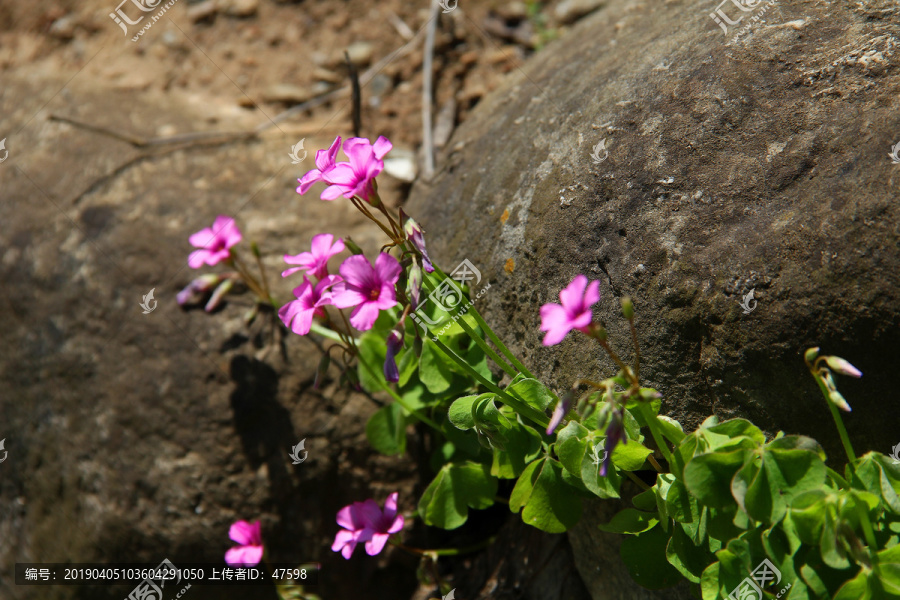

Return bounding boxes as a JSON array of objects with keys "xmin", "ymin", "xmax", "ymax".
[{"xmin": 406, "ymin": 0, "xmax": 900, "ymax": 597}]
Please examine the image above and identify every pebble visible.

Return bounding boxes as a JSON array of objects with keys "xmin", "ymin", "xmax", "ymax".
[
  {"xmin": 187, "ymin": 0, "xmax": 218, "ymax": 22},
  {"xmin": 221, "ymin": 0, "xmax": 259, "ymax": 17},
  {"xmin": 262, "ymin": 83, "xmax": 310, "ymax": 104},
  {"xmin": 554, "ymin": 0, "xmax": 605, "ymax": 24}
]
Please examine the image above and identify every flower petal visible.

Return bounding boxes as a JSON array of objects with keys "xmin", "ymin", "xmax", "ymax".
[
  {"xmin": 349, "ymin": 302, "xmax": 382, "ymax": 331},
  {"xmin": 558, "ymin": 275, "xmax": 588, "ymax": 310},
  {"xmin": 228, "ymin": 520, "xmax": 260, "ymax": 545},
  {"xmin": 365, "ymin": 533, "xmax": 390, "ymax": 556}
]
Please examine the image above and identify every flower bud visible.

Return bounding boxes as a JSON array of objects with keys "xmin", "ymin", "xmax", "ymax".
[
  {"xmin": 621, "ymin": 296, "xmax": 634, "ymax": 320},
  {"xmin": 407, "ymin": 264, "xmax": 423, "ymax": 311},
  {"xmin": 205, "ymin": 279, "xmax": 234, "ymax": 312},
  {"xmin": 804, "ymin": 347, "xmax": 820, "ymax": 364},
  {"xmin": 383, "ymin": 328, "xmax": 404, "ymax": 383},
  {"xmin": 177, "ymin": 273, "xmax": 222, "ymax": 306},
  {"xmin": 399, "ymin": 209, "xmax": 434, "ymax": 273},
  {"xmin": 824, "ymin": 356, "xmax": 863, "ymax": 378},
  {"xmin": 829, "ymin": 390, "xmax": 852, "ymax": 412},
  {"xmin": 343, "ymin": 237, "xmax": 366, "ymax": 255},
  {"xmin": 243, "ymin": 306, "xmax": 258, "ymax": 326}
]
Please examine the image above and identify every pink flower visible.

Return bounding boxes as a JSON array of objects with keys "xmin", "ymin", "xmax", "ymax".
[
  {"xmin": 332, "ymin": 492, "xmax": 405, "ymax": 559},
  {"xmin": 322, "ymin": 136, "xmax": 392, "ymax": 202},
  {"xmin": 282, "ymin": 233, "xmax": 346, "ymax": 280},
  {"xmin": 539, "ymin": 275, "xmax": 601, "ymax": 346},
  {"xmin": 279, "ymin": 275, "xmax": 341, "ymax": 336},
  {"xmin": 188, "ymin": 216, "xmax": 242, "ymax": 269},
  {"xmin": 331, "ymin": 254, "xmax": 401, "ymax": 331},
  {"xmin": 224, "ymin": 520, "xmax": 264, "ymax": 567},
  {"xmin": 297, "ymin": 136, "xmax": 342, "ymax": 197}
]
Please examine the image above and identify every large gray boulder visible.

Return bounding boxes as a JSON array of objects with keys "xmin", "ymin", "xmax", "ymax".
[{"xmin": 407, "ymin": 0, "xmax": 900, "ymax": 597}]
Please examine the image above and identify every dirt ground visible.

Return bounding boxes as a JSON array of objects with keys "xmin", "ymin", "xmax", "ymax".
[{"xmin": 0, "ymin": 1, "xmax": 604, "ymax": 599}]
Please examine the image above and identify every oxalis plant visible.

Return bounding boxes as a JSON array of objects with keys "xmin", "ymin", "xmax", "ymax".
[{"xmin": 180, "ymin": 135, "xmax": 900, "ymax": 600}]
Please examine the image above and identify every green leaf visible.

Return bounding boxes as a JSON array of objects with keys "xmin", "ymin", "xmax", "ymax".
[
  {"xmin": 619, "ymin": 525, "xmax": 683, "ymax": 589},
  {"xmin": 510, "ymin": 458, "xmax": 543, "ymax": 511},
  {"xmin": 634, "ymin": 488, "xmax": 658, "ymax": 511},
  {"xmin": 419, "ymin": 339, "xmax": 457, "ymax": 394},
  {"xmin": 365, "ymin": 403, "xmax": 407, "ymax": 455},
  {"xmin": 700, "ymin": 562, "xmax": 721, "ymax": 600},
  {"xmin": 789, "ymin": 490, "xmax": 828, "ymax": 544},
  {"xmin": 855, "ymin": 452, "xmax": 900, "ymax": 514},
  {"xmin": 511, "ymin": 458, "xmax": 582, "ymax": 532},
  {"xmin": 705, "ymin": 419, "xmax": 767, "ymax": 447},
  {"xmin": 581, "ymin": 444, "xmax": 621, "ymax": 499},
  {"xmin": 506, "ymin": 378, "xmax": 555, "ymax": 412},
  {"xmin": 666, "ymin": 479, "xmax": 697, "ymax": 523},
  {"xmin": 684, "ymin": 448, "xmax": 750, "ymax": 508},
  {"xmin": 418, "ymin": 461, "xmax": 498, "ymax": 529},
  {"xmin": 612, "ymin": 440, "xmax": 654, "ymax": 471},
  {"xmin": 665, "ymin": 521, "xmax": 710, "ymax": 583},
  {"xmin": 556, "ymin": 421, "xmax": 590, "ymax": 476},
  {"xmin": 657, "ymin": 415, "xmax": 686, "ymax": 445},
  {"xmin": 833, "ymin": 569, "xmax": 872, "ymax": 600},
  {"xmin": 597, "ymin": 508, "xmax": 658, "ymax": 534},
  {"xmin": 448, "ymin": 395, "xmax": 483, "ymax": 430},
  {"xmin": 397, "ymin": 344, "xmax": 418, "ymax": 387},
  {"xmin": 357, "ymin": 329, "xmax": 388, "ymax": 393},
  {"xmin": 491, "ymin": 423, "xmax": 543, "ymax": 479}
]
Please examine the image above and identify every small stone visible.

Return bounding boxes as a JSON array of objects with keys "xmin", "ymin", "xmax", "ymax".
[
  {"xmin": 187, "ymin": 0, "xmax": 218, "ymax": 22},
  {"xmin": 49, "ymin": 15, "xmax": 77, "ymax": 40},
  {"xmin": 221, "ymin": 0, "xmax": 259, "ymax": 17},
  {"xmin": 262, "ymin": 83, "xmax": 310, "ymax": 104},
  {"xmin": 554, "ymin": 0, "xmax": 605, "ymax": 24},
  {"xmin": 312, "ymin": 67, "xmax": 342, "ymax": 83}
]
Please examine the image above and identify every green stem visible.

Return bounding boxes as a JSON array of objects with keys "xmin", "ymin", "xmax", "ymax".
[
  {"xmin": 637, "ymin": 402, "xmax": 675, "ymax": 468},
  {"xmin": 854, "ymin": 501, "xmax": 880, "ymax": 573},
  {"xmin": 356, "ymin": 348, "xmax": 441, "ymax": 431},
  {"xmin": 309, "ymin": 321, "xmax": 351, "ymax": 345},
  {"xmin": 814, "ymin": 373, "xmax": 857, "ymax": 464},
  {"xmin": 394, "ymin": 536, "xmax": 496, "ymax": 557},
  {"xmin": 419, "ymin": 273, "xmax": 518, "ymax": 378},
  {"xmin": 826, "ymin": 467, "xmax": 850, "ymax": 489},
  {"xmin": 429, "ymin": 336, "xmax": 549, "ymax": 429},
  {"xmin": 430, "ymin": 264, "xmax": 536, "ymax": 379}
]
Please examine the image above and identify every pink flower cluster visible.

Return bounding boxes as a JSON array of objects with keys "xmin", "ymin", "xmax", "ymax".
[
  {"xmin": 297, "ymin": 136, "xmax": 392, "ymax": 203},
  {"xmin": 278, "ymin": 234, "xmax": 401, "ymax": 334}
]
